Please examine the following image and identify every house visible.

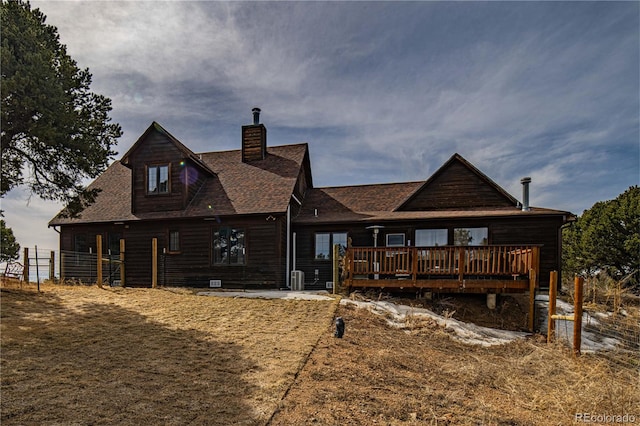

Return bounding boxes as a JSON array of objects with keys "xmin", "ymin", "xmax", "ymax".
[{"xmin": 49, "ymin": 109, "xmax": 573, "ymax": 292}]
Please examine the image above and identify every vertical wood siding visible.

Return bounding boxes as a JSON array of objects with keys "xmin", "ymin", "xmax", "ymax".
[
  {"xmin": 401, "ymin": 161, "xmax": 515, "ymax": 210},
  {"xmin": 59, "ymin": 215, "xmax": 287, "ymax": 288}
]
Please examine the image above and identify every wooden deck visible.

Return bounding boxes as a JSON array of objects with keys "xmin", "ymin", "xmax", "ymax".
[{"xmin": 345, "ymin": 245, "xmax": 540, "ymax": 293}]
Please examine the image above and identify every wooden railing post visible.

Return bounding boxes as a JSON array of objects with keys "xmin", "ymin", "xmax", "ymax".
[
  {"xmin": 532, "ymin": 246, "xmax": 540, "ymax": 288},
  {"xmin": 547, "ymin": 271, "xmax": 557, "ymax": 343},
  {"xmin": 458, "ymin": 246, "xmax": 465, "ymax": 282},
  {"xmin": 411, "ymin": 247, "xmax": 418, "ymax": 284}
]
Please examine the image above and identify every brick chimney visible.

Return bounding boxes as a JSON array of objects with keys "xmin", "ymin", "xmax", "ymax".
[{"xmin": 242, "ymin": 107, "xmax": 267, "ymax": 162}]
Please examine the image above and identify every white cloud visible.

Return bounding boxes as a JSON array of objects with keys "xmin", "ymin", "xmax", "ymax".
[{"xmin": 6, "ymin": 1, "xmax": 637, "ymax": 249}]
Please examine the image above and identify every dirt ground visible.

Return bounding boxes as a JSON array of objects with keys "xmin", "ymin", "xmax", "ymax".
[{"xmin": 2, "ymin": 282, "xmax": 637, "ymax": 425}]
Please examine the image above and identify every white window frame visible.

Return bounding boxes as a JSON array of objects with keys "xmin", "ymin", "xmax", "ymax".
[{"xmin": 385, "ymin": 233, "xmax": 405, "ymax": 247}]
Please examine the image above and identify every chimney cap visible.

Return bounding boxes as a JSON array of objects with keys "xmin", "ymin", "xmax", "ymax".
[
  {"xmin": 520, "ymin": 176, "xmax": 532, "ymax": 184},
  {"xmin": 252, "ymin": 107, "xmax": 261, "ymax": 125}
]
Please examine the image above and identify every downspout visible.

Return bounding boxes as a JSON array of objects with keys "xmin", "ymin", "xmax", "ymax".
[
  {"xmin": 49, "ymin": 225, "xmax": 61, "ymax": 282},
  {"xmin": 286, "ymin": 204, "xmax": 291, "ymax": 289},
  {"xmin": 287, "ymin": 194, "xmax": 303, "ymax": 289}
]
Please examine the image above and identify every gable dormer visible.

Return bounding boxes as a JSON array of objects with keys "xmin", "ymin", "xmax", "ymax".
[
  {"xmin": 120, "ymin": 122, "xmax": 215, "ymax": 215},
  {"xmin": 396, "ymin": 153, "xmax": 518, "ymax": 211}
]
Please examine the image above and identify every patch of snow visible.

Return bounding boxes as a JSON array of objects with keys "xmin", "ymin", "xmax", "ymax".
[
  {"xmin": 340, "ymin": 299, "xmax": 528, "ymax": 347},
  {"xmin": 197, "ymin": 290, "xmax": 335, "ymax": 301}
]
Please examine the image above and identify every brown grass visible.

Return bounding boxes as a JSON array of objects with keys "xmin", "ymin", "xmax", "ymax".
[
  {"xmin": 270, "ymin": 303, "xmax": 639, "ymax": 426},
  {"xmin": 1, "ymin": 282, "xmax": 338, "ymax": 425},
  {"xmin": 2, "ymin": 282, "xmax": 637, "ymax": 425}
]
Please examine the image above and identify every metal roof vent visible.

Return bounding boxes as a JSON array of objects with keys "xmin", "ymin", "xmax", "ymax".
[{"xmin": 521, "ymin": 177, "xmax": 531, "ymax": 211}]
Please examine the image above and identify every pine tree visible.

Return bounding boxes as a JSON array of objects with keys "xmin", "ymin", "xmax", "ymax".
[{"xmin": 1, "ymin": 0, "xmax": 122, "ymax": 215}]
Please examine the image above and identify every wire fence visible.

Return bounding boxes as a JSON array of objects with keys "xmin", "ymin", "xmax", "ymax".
[
  {"xmin": 551, "ymin": 275, "xmax": 640, "ymax": 380},
  {"xmin": 7, "ymin": 247, "xmax": 639, "ymax": 380},
  {"xmin": 59, "ymin": 250, "xmax": 122, "ymax": 286},
  {"xmin": 4, "ymin": 247, "xmax": 59, "ymax": 283}
]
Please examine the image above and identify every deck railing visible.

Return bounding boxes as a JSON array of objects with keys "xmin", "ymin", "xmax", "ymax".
[{"xmin": 347, "ymin": 245, "xmax": 539, "ymax": 283}]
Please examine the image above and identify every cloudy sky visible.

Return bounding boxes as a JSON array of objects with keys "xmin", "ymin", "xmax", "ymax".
[{"xmin": 3, "ymin": 0, "xmax": 639, "ymax": 252}]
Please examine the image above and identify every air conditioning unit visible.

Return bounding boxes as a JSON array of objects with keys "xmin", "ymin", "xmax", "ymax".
[{"xmin": 290, "ymin": 270, "xmax": 305, "ymax": 291}]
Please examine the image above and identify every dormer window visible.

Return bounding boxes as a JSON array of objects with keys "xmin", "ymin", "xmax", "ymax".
[{"xmin": 147, "ymin": 164, "xmax": 170, "ymax": 194}]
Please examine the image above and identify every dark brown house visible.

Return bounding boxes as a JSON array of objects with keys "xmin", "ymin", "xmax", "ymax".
[{"xmin": 50, "ymin": 109, "xmax": 573, "ymax": 292}]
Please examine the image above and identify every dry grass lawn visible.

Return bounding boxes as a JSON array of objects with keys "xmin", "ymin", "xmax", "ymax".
[
  {"xmin": 2, "ymin": 281, "xmax": 638, "ymax": 425},
  {"xmin": 1, "ymin": 282, "xmax": 337, "ymax": 425}
]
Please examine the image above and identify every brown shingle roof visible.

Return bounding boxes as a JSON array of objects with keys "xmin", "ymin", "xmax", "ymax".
[
  {"xmin": 49, "ymin": 144, "xmax": 308, "ymax": 225},
  {"xmin": 294, "ymin": 183, "xmax": 572, "ymax": 225}
]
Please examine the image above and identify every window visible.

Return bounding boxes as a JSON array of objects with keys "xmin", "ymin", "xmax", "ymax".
[
  {"xmin": 415, "ymin": 229, "xmax": 448, "ymax": 246},
  {"xmin": 315, "ymin": 232, "xmax": 347, "ymax": 260},
  {"xmin": 386, "ymin": 233, "xmax": 405, "ymax": 247},
  {"xmin": 147, "ymin": 165, "xmax": 169, "ymax": 194},
  {"xmin": 169, "ymin": 230, "xmax": 180, "ymax": 253},
  {"xmin": 454, "ymin": 227, "xmax": 488, "ymax": 246},
  {"xmin": 213, "ymin": 228, "xmax": 245, "ymax": 265}
]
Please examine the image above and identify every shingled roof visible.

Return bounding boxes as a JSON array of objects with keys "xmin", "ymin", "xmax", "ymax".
[
  {"xmin": 294, "ymin": 153, "xmax": 573, "ymax": 225},
  {"xmin": 49, "ymin": 143, "xmax": 309, "ymax": 226}
]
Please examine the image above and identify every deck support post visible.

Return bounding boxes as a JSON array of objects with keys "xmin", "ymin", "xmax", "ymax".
[{"xmin": 486, "ymin": 293, "xmax": 496, "ymax": 310}]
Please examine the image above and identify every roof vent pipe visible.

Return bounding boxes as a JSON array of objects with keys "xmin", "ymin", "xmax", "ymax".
[
  {"xmin": 252, "ymin": 107, "xmax": 261, "ymax": 125},
  {"xmin": 520, "ymin": 177, "xmax": 531, "ymax": 211}
]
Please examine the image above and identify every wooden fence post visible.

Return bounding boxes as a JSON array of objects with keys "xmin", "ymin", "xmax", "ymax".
[
  {"xmin": 152, "ymin": 238, "xmax": 158, "ymax": 289},
  {"xmin": 23, "ymin": 247, "xmax": 29, "ymax": 283},
  {"xmin": 528, "ymin": 268, "xmax": 537, "ymax": 332},
  {"xmin": 573, "ymin": 276, "xmax": 584, "ymax": 356},
  {"xmin": 49, "ymin": 251, "xmax": 55, "ymax": 283},
  {"xmin": 120, "ymin": 239, "xmax": 125, "ymax": 286},
  {"xmin": 547, "ymin": 271, "xmax": 557, "ymax": 343},
  {"xmin": 96, "ymin": 235, "xmax": 103, "ymax": 288}
]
